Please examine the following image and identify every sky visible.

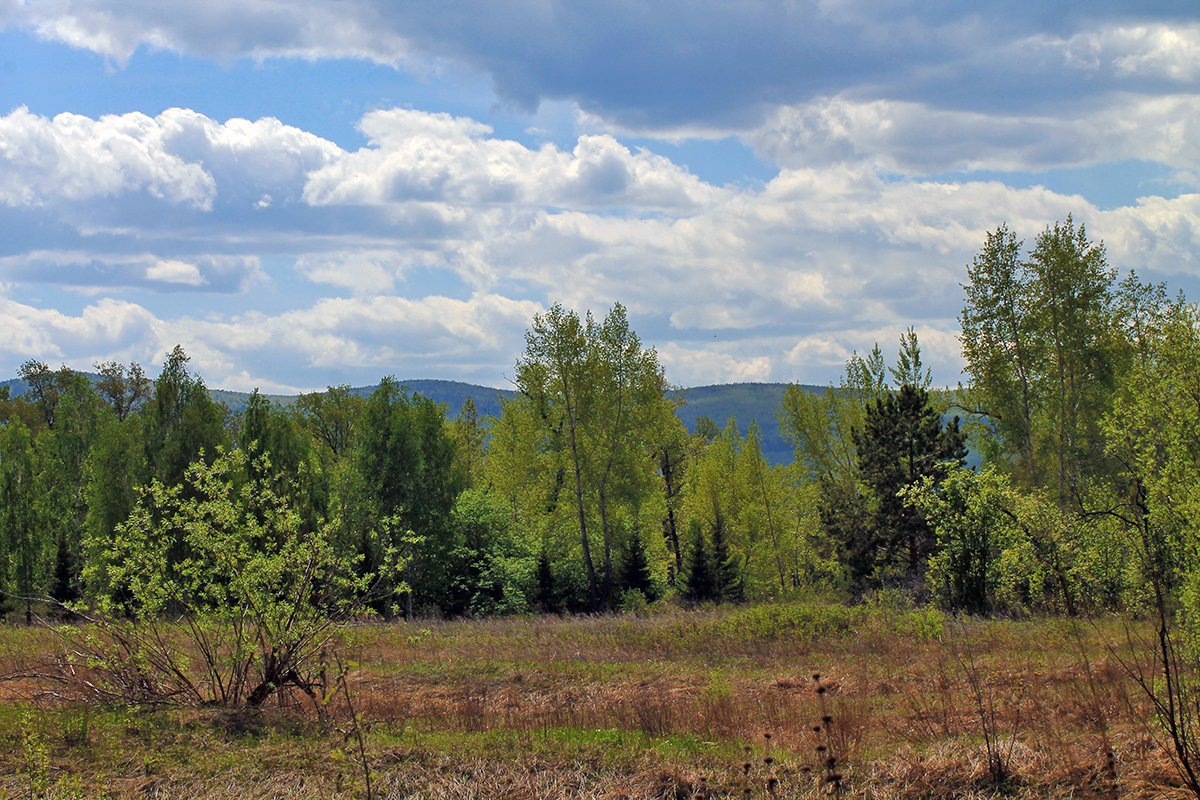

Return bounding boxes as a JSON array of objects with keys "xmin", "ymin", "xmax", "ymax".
[{"xmin": 0, "ymin": 2, "xmax": 1198, "ymax": 392}]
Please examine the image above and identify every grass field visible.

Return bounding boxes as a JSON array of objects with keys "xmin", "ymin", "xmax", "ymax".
[{"xmin": 0, "ymin": 601, "xmax": 1190, "ymax": 798}]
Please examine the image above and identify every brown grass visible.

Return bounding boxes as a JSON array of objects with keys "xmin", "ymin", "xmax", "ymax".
[{"xmin": 0, "ymin": 604, "xmax": 1194, "ymax": 798}]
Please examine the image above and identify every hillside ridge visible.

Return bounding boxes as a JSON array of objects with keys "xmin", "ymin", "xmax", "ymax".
[{"xmin": 2, "ymin": 375, "xmax": 820, "ymax": 465}]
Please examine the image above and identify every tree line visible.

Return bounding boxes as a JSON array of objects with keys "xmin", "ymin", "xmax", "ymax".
[{"xmin": 1, "ymin": 215, "xmax": 1196, "ymax": 620}]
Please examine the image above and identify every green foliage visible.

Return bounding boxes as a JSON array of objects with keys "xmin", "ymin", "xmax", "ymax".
[
  {"xmin": 778, "ymin": 349, "xmax": 885, "ymax": 491},
  {"xmin": 960, "ymin": 218, "xmax": 1124, "ymax": 501},
  {"xmin": 852, "ymin": 383, "xmax": 967, "ymax": 585},
  {"xmin": 1104, "ymin": 302, "xmax": 1200, "ymax": 608},
  {"xmin": 20, "ymin": 710, "xmax": 50, "ymax": 798},
  {"xmin": 616, "ymin": 587, "xmax": 650, "ymax": 616},
  {"xmin": 700, "ymin": 601, "xmax": 867, "ymax": 644},
  {"xmin": 452, "ymin": 395, "xmax": 488, "ymax": 487},
  {"xmin": 357, "ymin": 376, "xmax": 465, "ymax": 614},
  {"xmin": 80, "ymin": 447, "xmax": 391, "ymax": 708},
  {"xmin": 653, "ymin": 411, "xmax": 691, "ymax": 582},
  {"xmin": 238, "ymin": 389, "xmax": 309, "ymax": 479},
  {"xmin": 674, "ymin": 383, "xmax": 797, "ymax": 465},
  {"xmin": 3, "ymin": 244, "xmax": 1197, "ymax": 629},
  {"xmin": 682, "ymin": 520, "xmax": 714, "ymax": 603},
  {"xmin": 906, "ymin": 467, "xmax": 1022, "ymax": 614},
  {"xmin": 890, "ymin": 327, "xmax": 933, "ymax": 390},
  {"xmin": 82, "ymin": 414, "xmax": 146, "ymax": 597},
  {"xmin": 709, "ymin": 515, "xmax": 743, "ymax": 603},
  {"xmin": 0, "ymin": 419, "xmax": 50, "ymax": 622},
  {"xmin": 94, "ymin": 360, "xmax": 151, "ymax": 422},
  {"xmin": 784, "ymin": 330, "xmax": 978, "ymax": 599},
  {"xmin": 618, "ymin": 529, "xmax": 656, "ymax": 601},
  {"xmin": 141, "ymin": 345, "xmax": 228, "ymax": 489},
  {"xmin": 449, "ymin": 489, "xmax": 534, "ymax": 616},
  {"xmin": 293, "ymin": 384, "xmax": 362, "ymax": 460},
  {"xmin": 17, "ymin": 359, "xmax": 67, "ymax": 430},
  {"xmin": 683, "ymin": 418, "xmax": 805, "ymax": 598},
  {"xmin": 504, "ymin": 302, "xmax": 671, "ymax": 612},
  {"xmin": 34, "ymin": 372, "xmax": 104, "ymax": 603}
]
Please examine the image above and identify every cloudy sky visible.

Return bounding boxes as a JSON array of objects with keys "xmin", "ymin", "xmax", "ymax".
[{"xmin": 0, "ymin": 1, "xmax": 1197, "ymax": 391}]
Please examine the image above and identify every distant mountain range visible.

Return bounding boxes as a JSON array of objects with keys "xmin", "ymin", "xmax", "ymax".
[{"xmin": 3, "ymin": 375, "xmax": 818, "ymax": 465}]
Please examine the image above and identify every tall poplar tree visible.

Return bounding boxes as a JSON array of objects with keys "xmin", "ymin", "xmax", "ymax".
[
  {"xmin": 960, "ymin": 217, "xmax": 1121, "ymax": 505},
  {"xmin": 508, "ymin": 303, "xmax": 670, "ymax": 611}
]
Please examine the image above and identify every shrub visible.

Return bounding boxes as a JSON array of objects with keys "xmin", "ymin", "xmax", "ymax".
[{"xmin": 67, "ymin": 447, "xmax": 401, "ymax": 710}]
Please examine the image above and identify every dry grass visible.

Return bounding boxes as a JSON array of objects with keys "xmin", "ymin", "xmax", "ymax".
[{"xmin": 0, "ymin": 603, "xmax": 1194, "ymax": 798}]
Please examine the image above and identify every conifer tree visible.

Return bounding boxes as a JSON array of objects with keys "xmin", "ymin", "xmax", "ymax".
[
  {"xmin": 535, "ymin": 547, "xmax": 560, "ymax": 613},
  {"xmin": 620, "ymin": 532, "xmax": 657, "ymax": 601},
  {"xmin": 710, "ymin": 515, "xmax": 744, "ymax": 602},
  {"xmin": 853, "ymin": 383, "xmax": 968, "ymax": 583},
  {"xmin": 683, "ymin": 520, "xmax": 715, "ymax": 602}
]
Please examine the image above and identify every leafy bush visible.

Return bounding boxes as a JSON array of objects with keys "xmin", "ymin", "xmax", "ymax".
[
  {"xmin": 67, "ymin": 447, "xmax": 401, "ymax": 710},
  {"xmin": 616, "ymin": 588, "xmax": 650, "ymax": 616}
]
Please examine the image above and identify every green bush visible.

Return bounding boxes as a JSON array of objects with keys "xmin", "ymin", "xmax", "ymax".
[{"xmin": 73, "ymin": 447, "xmax": 400, "ymax": 710}]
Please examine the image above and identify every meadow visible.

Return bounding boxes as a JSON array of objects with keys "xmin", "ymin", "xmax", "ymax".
[{"xmin": 0, "ymin": 601, "xmax": 1189, "ymax": 799}]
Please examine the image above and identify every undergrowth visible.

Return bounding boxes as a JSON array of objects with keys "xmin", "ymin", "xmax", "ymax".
[{"xmin": 0, "ymin": 603, "xmax": 1186, "ymax": 799}]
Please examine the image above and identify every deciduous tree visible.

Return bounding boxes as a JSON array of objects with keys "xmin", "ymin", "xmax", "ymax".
[{"xmin": 141, "ymin": 345, "xmax": 228, "ymax": 489}]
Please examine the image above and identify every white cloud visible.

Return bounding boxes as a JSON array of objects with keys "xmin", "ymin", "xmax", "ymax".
[
  {"xmin": 0, "ymin": 251, "xmax": 264, "ymax": 292},
  {"xmin": 155, "ymin": 109, "xmax": 340, "ymax": 206},
  {"xmin": 7, "ymin": 1, "xmax": 1196, "ymax": 134},
  {"xmin": 144, "ymin": 259, "xmax": 205, "ymax": 287},
  {"xmin": 0, "ymin": 105, "xmax": 1197, "ymax": 390},
  {"xmin": 657, "ymin": 342, "xmax": 774, "ymax": 386},
  {"xmin": 293, "ymin": 250, "xmax": 408, "ymax": 295},
  {"xmin": 1095, "ymin": 193, "xmax": 1200, "ymax": 276},
  {"xmin": 749, "ymin": 94, "xmax": 1200, "ymax": 175},
  {"xmin": 13, "ymin": 0, "xmax": 412, "ymax": 66},
  {"xmin": 0, "ymin": 291, "xmax": 542, "ymax": 390},
  {"xmin": 0, "ymin": 106, "xmax": 340, "ymax": 215},
  {"xmin": 303, "ymin": 108, "xmax": 720, "ymax": 213},
  {"xmin": 1024, "ymin": 23, "xmax": 1200, "ymax": 82},
  {"xmin": 163, "ymin": 292, "xmax": 544, "ymax": 388},
  {"xmin": 0, "ymin": 295, "xmax": 160, "ymax": 364},
  {"xmin": 0, "ymin": 107, "xmax": 215, "ymax": 208}
]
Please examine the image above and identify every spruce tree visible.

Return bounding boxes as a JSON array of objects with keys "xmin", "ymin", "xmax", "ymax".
[
  {"xmin": 683, "ymin": 520, "xmax": 715, "ymax": 602},
  {"xmin": 853, "ymin": 383, "xmax": 968, "ymax": 584},
  {"xmin": 620, "ymin": 533, "xmax": 657, "ymax": 601},
  {"xmin": 535, "ymin": 548, "xmax": 560, "ymax": 613},
  {"xmin": 710, "ymin": 516, "xmax": 743, "ymax": 602}
]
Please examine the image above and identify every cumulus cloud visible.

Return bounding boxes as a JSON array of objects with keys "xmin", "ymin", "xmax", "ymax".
[
  {"xmin": 657, "ymin": 342, "xmax": 774, "ymax": 386},
  {"xmin": 11, "ymin": 0, "xmax": 411, "ymax": 66},
  {"xmin": 303, "ymin": 109, "xmax": 720, "ymax": 212},
  {"xmin": 0, "ymin": 295, "xmax": 160, "ymax": 364},
  {"xmin": 0, "ymin": 107, "xmax": 215, "ymax": 209},
  {"xmin": 0, "ymin": 106, "xmax": 339, "ymax": 215},
  {"xmin": 1022, "ymin": 23, "xmax": 1200, "ymax": 82},
  {"xmin": 0, "ymin": 104, "xmax": 1197, "ymax": 389}
]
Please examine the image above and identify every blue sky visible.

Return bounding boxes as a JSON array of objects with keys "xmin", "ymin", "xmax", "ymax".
[{"xmin": 0, "ymin": 1, "xmax": 1198, "ymax": 391}]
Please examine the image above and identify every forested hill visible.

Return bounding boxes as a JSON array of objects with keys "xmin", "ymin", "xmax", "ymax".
[{"xmin": 2, "ymin": 375, "xmax": 815, "ymax": 465}]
